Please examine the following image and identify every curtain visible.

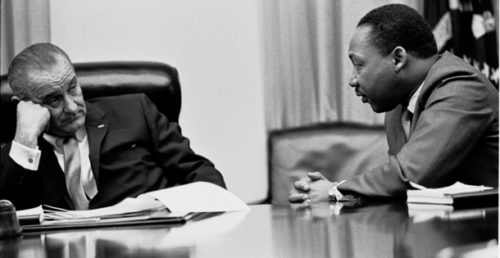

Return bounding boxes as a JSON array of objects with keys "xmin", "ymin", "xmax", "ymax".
[
  {"xmin": 0, "ymin": 0, "xmax": 51, "ymax": 75},
  {"xmin": 261, "ymin": 0, "xmax": 423, "ymax": 131},
  {"xmin": 425, "ymin": 0, "xmax": 498, "ymax": 88}
]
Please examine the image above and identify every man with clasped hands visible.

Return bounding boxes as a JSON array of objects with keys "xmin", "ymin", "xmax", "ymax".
[{"xmin": 289, "ymin": 4, "xmax": 498, "ymax": 204}]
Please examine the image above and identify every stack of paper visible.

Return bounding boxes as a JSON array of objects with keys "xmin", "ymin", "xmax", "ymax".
[
  {"xmin": 16, "ymin": 182, "xmax": 249, "ymax": 231},
  {"xmin": 40, "ymin": 197, "xmax": 170, "ymax": 225},
  {"xmin": 16, "ymin": 205, "xmax": 44, "ymax": 225},
  {"xmin": 407, "ymin": 182, "xmax": 498, "ymax": 208}
]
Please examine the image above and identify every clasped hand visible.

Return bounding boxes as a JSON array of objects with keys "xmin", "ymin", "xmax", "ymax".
[
  {"xmin": 14, "ymin": 100, "xmax": 50, "ymax": 148},
  {"xmin": 288, "ymin": 172, "xmax": 336, "ymax": 204}
]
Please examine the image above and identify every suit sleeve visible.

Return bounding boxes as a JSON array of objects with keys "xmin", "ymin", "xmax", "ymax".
[
  {"xmin": 0, "ymin": 143, "xmax": 44, "ymax": 209},
  {"xmin": 339, "ymin": 74, "xmax": 496, "ymax": 198},
  {"xmin": 140, "ymin": 95, "xmax": 226, "ymax": 188}
]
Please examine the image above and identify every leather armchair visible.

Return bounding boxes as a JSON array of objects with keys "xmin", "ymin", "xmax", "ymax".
[
  {"xmin": 0, "ymin": 61, "xmax": 181, "ymax": 143},
  {"xmin": 268, "ymin": 122, "xmax": 388, "ymax": 204}
]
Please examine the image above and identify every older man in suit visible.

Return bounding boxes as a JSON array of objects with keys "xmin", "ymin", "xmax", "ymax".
[
  {"xmin": 0, "ymin": 43, "xmax": 225, "ymax": 210},
  {"xmin": 289, "ymin": 4, "xmax": 498, "ymax": 203}
]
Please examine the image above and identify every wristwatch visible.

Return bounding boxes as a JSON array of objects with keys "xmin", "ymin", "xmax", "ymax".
[{"xmin": 328, "ymin": 180, "xmax": 345, "ymax": 202}]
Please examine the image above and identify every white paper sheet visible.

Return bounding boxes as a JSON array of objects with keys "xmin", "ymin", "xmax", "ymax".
[{"xmin": 140, "ymin": 182, "xmax": 250, "ymax": 212}]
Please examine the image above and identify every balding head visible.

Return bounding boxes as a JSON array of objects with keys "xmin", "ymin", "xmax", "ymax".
[
  {"xmin": 8, "ymin": 43, "xmax": 73, "ymax": 101},
  {"xmin": 8, "ymin": 43, "xmax": 86, "ymax": 138}
]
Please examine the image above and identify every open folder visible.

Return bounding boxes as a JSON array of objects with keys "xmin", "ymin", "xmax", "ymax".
[{"xmin": 17, "ymin": 182, "xmax": 249, "ymax": 232}]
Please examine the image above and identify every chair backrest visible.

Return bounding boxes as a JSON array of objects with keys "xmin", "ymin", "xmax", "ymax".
[
  {"xmin": 0, "ymin": 61, "xmax": 181, "ymax": 143},
  {"xmin": 268, "ymin": 122, "xmax": 388, "ymax": 204}
]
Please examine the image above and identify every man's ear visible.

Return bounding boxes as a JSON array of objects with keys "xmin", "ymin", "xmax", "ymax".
[{"xmin": 391, "ymin": 46, "xmax": 407, "ymax": 73}]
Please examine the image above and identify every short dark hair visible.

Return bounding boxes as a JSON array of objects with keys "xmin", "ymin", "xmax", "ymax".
[
  {"xmin": 358, "ymin": 4, "xmax": 437, "ymax": 58},
  {"xmin": 8, "ymin": 43, "xmax": 72, "ymax": 98}
]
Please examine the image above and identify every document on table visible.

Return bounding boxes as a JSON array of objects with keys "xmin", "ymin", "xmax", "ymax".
[
  {"xmin": 17, "ymin": 182, "xmax": 249, "ymax": 224},
  {"xmin": 140, "ymin": 181, "xmax": 250, "ymax": 213},
  {"xmin": 42, "ymin": 197, "xmax": 166, "ymax": 221}
]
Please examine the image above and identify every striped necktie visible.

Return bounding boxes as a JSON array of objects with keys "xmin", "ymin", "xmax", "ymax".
[{"xmin": 63, "ymin": 137, "xmax": 89, "ymax": 210}]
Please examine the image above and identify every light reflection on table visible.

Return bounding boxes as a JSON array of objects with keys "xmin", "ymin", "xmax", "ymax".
[{"xmin": 0, "ymin": 203, "xmax": 497, "ymax": 258}]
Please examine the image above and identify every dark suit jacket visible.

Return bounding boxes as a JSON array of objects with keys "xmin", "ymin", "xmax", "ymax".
[
  {"xmin": 339, "ymin": 52, "xmax": 499, "ymax": 198},
  {"xmin": 0, "ymin": 94, "xmax": 225, "ymax": 209}
]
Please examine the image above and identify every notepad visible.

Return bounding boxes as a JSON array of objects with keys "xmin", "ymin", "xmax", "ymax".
[{"xmin": 407, "ymin": 182, "xmax": 498, "ymax": 208}]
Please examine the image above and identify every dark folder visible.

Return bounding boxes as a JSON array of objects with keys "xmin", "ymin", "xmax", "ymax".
[
  {"xmin": 20, "ymin": 210, "xmax": 195, "ymax": 233},
  {"xmin": 449, "ymin": 188, "xmax": 498, "ymax": 208}
]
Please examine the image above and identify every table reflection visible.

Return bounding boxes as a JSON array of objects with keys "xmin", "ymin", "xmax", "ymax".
[
  {"xmin": 0, "ymin": 203, "xmax": 496, "ymax": 258},
  {"xmin": 275, "ymin": 202, "xmax": 498, "ymax": 258},
  {"xmin": 0, "ymin": 211, "xmax": 249, "ymax": 258}
]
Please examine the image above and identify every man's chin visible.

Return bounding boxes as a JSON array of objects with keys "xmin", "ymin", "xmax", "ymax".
[
  {"xmin": 370, "ymin": 103, "xmax": 396, "ymax": 113},
  {"xmin": 369, "ymin": 104, "xmax": 385, "ymax": 113}
]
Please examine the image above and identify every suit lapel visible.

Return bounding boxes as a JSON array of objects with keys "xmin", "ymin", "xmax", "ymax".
[
  {"xmin": 85, "ymin": 102, "xmax": 109, "ymax": 185},
  {"xmin": 386, "ymin": 105, "xmax": 407, "ymax": 154}
]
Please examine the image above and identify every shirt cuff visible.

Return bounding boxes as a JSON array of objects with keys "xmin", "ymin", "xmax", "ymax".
[
  {"xmin": 328, "ymin": 180, "xmax": 346, "ymax": 202},
  {"xmin": 9, "ymin": 141, "xmax": 41, "ymax": 171},
  {"xmin": 333, "ymin": 180, "xmax": 346, "ymax": 201}
]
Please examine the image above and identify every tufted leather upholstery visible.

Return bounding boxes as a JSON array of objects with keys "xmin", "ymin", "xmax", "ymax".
[
  {"xmin": 0, "ymin": 61, "xmax": 181, "ymax": 143},
  {"xmin": 268, "ymin": 122, "xmax": 388, "ymax": 204}
]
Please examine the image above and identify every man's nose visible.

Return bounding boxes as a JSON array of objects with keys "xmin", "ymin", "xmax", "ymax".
[
  {"xmin": 63, "ymin": 95, "xmax": 78, "ymax": 113},
  {"xmin": 348, "ymin": 76, "xmax": 358, "ymax": 87}
]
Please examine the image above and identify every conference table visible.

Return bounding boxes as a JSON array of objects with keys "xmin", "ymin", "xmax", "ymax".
[{"xmin": 0, "ymin": 202, "xmax": 497, "ymax": 258}]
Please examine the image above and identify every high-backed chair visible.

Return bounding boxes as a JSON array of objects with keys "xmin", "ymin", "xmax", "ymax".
[
  {"xmin": 0, "ymin": 61, "xmax": 181, "ymax": 144},
  {"xmin": 268, "ymin": 122, "xmax": 389, "ymax": 204}
]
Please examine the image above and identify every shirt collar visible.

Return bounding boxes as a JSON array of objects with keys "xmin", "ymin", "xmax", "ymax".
[
  {"xmin": 407, "ymin": 81, "xmax": 424, "ymax": 114},
  {"xmin": 43, "ymin": 127, "xmax": 87, "ymax": 153},
  {"xmin": 74, "ymin": 127, "xmax": 87, "ymax": 142}
]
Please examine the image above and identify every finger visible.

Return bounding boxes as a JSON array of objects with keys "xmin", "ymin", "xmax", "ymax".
[
  {"xmin": 293, "ymin": 180, "xmax": 310, "ymax": 191},
  {"xmin": 307, "ymin": 171, "xmax": 326, "ymax": 181},
  {"xmin": 290, "ymin": 199, "xmax": 311, "ymax": 210},
  {"xmin": 288, "ymin": 193, "xmax": 310, "ymax": 203}
]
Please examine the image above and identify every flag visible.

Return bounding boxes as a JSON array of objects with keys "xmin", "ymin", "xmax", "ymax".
[{"xmin": 425, "ymin": 0, "xmax": 499, "ymax": 88}]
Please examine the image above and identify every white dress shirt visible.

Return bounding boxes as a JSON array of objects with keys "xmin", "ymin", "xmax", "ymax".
[
  {"xmin": 9, "ymin": 128, "xmax": 98, "ymax": 200},
  {"xmin": 402, "ymin": 81, "xmax": 424, "ymax": 138}
]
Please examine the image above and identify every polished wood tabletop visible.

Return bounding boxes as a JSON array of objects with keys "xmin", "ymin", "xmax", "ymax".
[{"xmin": 0, "ymin": 203, "xmax": 497, "ymax": 258}]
